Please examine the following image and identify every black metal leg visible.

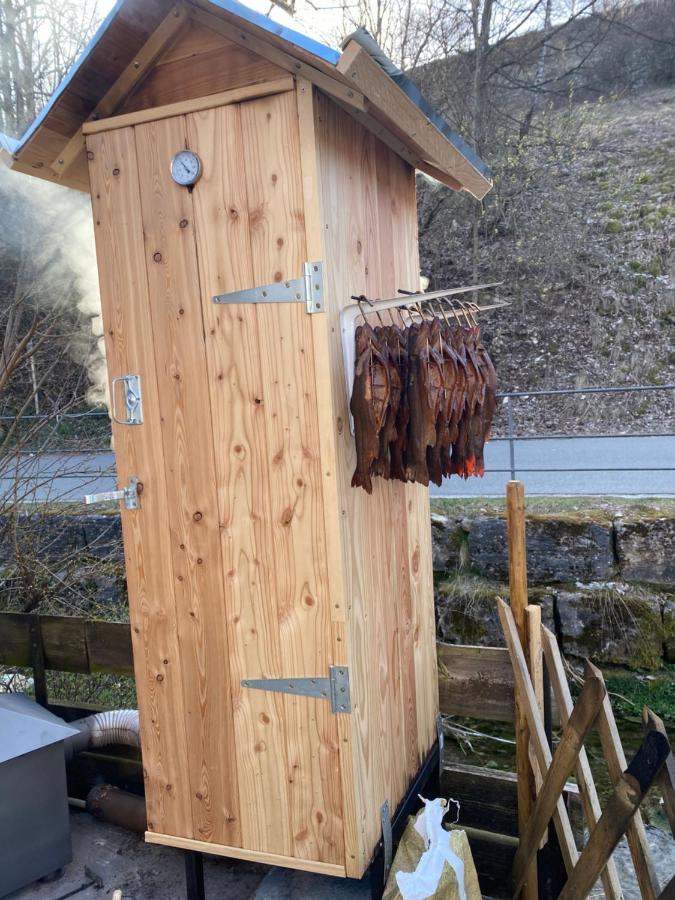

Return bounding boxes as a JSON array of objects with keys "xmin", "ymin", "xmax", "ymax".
[
  {"xmin": 366, "ymin": 740, "xmax": 441, "ymax": 899},
  {"xmin": 185, "ymin": 850, "xmax": 205, "ymax": 900}
]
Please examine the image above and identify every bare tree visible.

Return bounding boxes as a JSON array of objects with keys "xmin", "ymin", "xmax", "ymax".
[{"xmin": 0, "ymin": 0, "xmax": 100, "ymax": 136}]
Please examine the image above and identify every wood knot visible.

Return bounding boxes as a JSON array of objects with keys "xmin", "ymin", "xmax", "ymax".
[
  {"xmin": 179, "ymin": 218, "xmax": 188, "ymax": 229},
  {"xmin": 112, "ymin": 167, "xmax": 120, "ymax": 176},
  {"xmin": 156, "ymin": 673, "xmax": 164, "ymax": 682},
  {"xmin": 86, "ymin": 151, "xmax": 94, "ymax": 160},
  {"xmin": 193, "ymin": 511, "xmax": 203, "ymax": 521},
  {"xmin": 281, "ymin": 507, "xmax": 293, "ymax": 526},
  {"xmin": 153, "ymin": 251, "xmax": 162, "ymax": 263}
]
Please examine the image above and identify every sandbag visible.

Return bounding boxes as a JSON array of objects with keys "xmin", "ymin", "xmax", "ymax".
[{"xmin": 383, "ymin": 797, "xmax": 481, "ymax": 900}]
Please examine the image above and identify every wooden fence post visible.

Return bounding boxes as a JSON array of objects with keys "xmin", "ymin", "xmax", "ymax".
[{"xmin": 506, "ymin": 480, "xmax": 537, "ymax": 900}]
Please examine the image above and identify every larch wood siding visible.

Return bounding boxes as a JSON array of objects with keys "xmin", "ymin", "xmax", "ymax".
[
  {"xmin": 119, "ymin": 22, "xmax": 287, "ymax": 113},
  {"xmin": 309, "ymin": 90, "xmax": 439, "ymax": 873},
  {"xmin": 85, "ymin": 76, "xmax": 437, "ymax": 879}
]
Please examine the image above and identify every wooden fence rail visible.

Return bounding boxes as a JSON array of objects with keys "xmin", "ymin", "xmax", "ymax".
[
  {"xmin": 0, "ymin": 611, "xmax": 542, "ymax": 722},
  {"xmin": 0, "ymin": 611, "xmax": 134, "ymax": 677}
]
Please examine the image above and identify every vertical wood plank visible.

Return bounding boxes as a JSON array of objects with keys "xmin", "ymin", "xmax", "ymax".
[
  {"xmin": 185, "ymin": 102, "xmax": 292, "ymax": 857},
  {"xmin": 506, "ymin": 481, "xmax": 538, "ymax": 900},
  {"xmin": 313, "ymin": 92, "xmax": 438, "ymax": 872},
  {"xmin": 86, "ymin": 128, "xmax": 193, "ymax": 839},
  {"xmin": 295, "ymin": 78, "xmax": 361, "ymax": 874},
  {"xmin": 133, "ymin": 115, "xmax": 240, "ymax": 847},
  {"xmin": 239, "ymin": 90, "xmax": 343, "ymax": 865},
  {"xmin": 387, "ymin": 147, "xmax": 438, "ymax": 763}
]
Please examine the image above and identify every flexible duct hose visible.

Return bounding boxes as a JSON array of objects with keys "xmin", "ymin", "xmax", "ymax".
[
  {"xmin": 85, "ymin": 709, "xmax": 140, "ymax": 748},
  {"xmin": 64, "ymin": 709, "xmax": 140, "ymax": 760}
]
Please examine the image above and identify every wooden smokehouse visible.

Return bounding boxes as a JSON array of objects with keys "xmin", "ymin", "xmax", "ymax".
[{"xmin": 1, "ymin": 0, "xmax": 491, "ymax": 881}]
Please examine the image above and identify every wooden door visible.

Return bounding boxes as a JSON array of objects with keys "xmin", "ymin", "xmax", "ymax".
[{"xmin": 86, "ymin": 89, "xmax": 344, "ymax": 871}]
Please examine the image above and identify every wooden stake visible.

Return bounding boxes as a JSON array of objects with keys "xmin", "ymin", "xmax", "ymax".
[
  {"xmin": 541, "ymin": 627, "xmax": 623, "ymax": 900},
  {"xmin": 642, "ymin": 707, "xmax": 675, "ymax": 839},
  {"xmin": 506, "ymin": 481, "xmax": 538, "ymax": 900},
  {"xmin": 511, "ymin": 670, "xmax": 605, "ymax": 897},
  {"xmin": 558, "ymin": 731, "xmax": 670, "ymax": 900},
  {"xmin": 497, "ymin": 598, "xmax": 579, "ymax": 877},
  {"xmin": 587, "ymin": 661, "xmax": 662, "ymax": 899}
]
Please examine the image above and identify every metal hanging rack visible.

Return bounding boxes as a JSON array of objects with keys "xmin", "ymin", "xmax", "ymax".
[{"xmin": 340, "ymin": 282, "xmax": 509, "ymax": 435}]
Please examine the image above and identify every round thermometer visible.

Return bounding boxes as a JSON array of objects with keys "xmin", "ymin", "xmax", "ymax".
[{"xmin": 170, "ymin": 150, "xmax": 202, "ymax": 187}]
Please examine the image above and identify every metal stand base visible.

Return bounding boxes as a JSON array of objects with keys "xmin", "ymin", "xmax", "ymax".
[
  {"xmin": 184, "ymin": 849, "xmax": 205, "ymax": 900},
  {"xmin": 367, "ymin": 740, "xmax": 441, "ymax": 900}
]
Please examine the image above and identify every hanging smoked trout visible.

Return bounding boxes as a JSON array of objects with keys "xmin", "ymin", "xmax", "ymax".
[{"xmin": 350, "ymin": 323, "xmax": 391, "ymax": 494}]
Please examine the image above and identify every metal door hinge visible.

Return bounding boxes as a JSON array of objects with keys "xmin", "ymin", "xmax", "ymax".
[
  {"xmin": 85, "ymin": 476, "xmax": 140, "ymax": 510},
  {"xmin": 213, "ymin": 261, "xmax": 324, "ymax": 314},
  {"xmin": 241, "ymin": 665, "xmax": 350, "ymax": 713},
  {"xmin": 111, "ymin": 374, "xmax": 143, "ymax": 426}
]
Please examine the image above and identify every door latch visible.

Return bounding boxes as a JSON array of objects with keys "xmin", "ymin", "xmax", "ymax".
[
  {"xmin": 111, "ymin": 374, "xmax": 143, "ymax": 425},
  {"xmin": 85, "ymin": 476, "xmax": 140, "ymax": 510}
]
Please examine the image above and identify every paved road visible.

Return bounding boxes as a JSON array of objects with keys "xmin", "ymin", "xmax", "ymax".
[
  {"xmin": 2, "ymin": 435, "xmax": 674, "ymax": 503},
  {"xmin": 430, "ymin": 434, "xmax": 675, "ymax": 497},
  {"xmin": 0, "ymin": 450, "xmax": 117, "ymax": 504}
]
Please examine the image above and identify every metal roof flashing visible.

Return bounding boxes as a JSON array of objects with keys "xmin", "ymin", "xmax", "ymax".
[
  {"xmin": 0, "ymin": 693, "xmax": 79, "ymax": 764},
  {"xmin": 343, "ymin": 27, "xmax": 491, "ymax": 181}
]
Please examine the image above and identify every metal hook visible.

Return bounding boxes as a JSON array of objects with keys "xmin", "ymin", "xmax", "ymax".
[{"xmin": 355, "ymin": 295, "xmax": 371, "ymax": 326}]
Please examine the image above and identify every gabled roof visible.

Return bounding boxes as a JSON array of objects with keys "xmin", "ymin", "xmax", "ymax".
[{"xmin": 0, "ymin": 0, "xmax": 492, "ymax": 199}]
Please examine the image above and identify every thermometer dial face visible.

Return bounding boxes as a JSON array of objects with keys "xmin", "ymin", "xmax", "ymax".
[{"xmin": 170, "ymin": 150, "xmax": 202, "ymax": 187}]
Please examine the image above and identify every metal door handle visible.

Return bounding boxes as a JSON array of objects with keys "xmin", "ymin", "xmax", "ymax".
[{"xmin": 111, "ymin": 374, "xmax": 143, "ymax": 426}]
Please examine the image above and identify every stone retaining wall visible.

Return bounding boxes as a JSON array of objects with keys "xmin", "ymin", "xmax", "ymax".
[{"xmin": 432, "ymin": 513, "xmax": 675, "ymax": 669}]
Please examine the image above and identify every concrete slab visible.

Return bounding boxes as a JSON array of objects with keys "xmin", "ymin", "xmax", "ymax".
[
  {"xmin": 5, "ymin": 811, "xmax": 372, "ymax": 900},
  {"xmin": 7, "ymin": 809, "xmax": 267, "ymax": 899}
]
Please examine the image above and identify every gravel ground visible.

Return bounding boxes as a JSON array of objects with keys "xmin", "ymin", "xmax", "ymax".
[{"xmin": 7, "ymin": 810, "xmax": 371, "ymax": 900}]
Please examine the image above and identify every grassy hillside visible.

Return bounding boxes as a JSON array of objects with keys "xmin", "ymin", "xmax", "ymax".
[{"xmin": 419, "ymin": 84, "xmax": 675, "ymax": 436}]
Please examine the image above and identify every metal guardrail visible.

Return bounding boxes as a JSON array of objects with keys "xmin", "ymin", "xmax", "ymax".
[
  {"xmin": 3, "ymin": 384, "xmax": 675, "ymax": 486},
  {"xmin": 494, "ymin": 384, "xmax": 675, "ymax": 481}
]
